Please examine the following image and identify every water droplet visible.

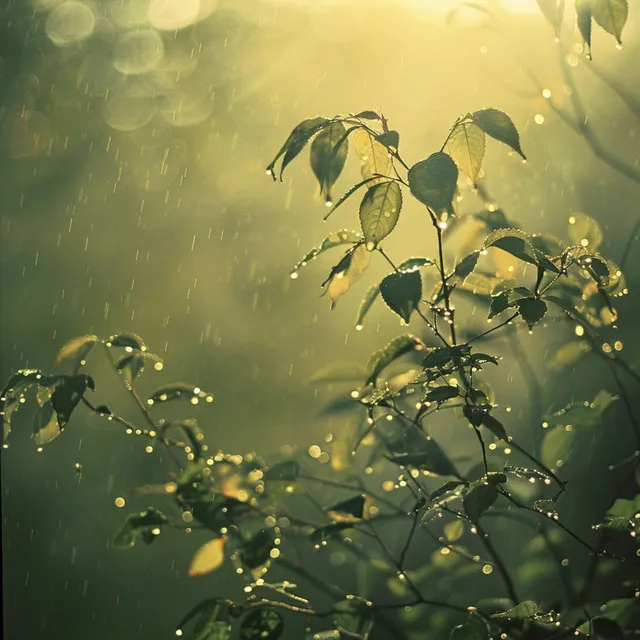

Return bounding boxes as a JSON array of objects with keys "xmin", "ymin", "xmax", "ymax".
[{"xmin": 290, "ymin": 271, "xmax": 299, "ymax": 280}]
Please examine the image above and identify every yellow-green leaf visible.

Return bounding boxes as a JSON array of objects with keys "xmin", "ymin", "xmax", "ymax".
[
  {"xmin": 359, "ymin": 180, "xmax": 402, "ymax": 247},
  {"xmin": 188, "ymin": 537, "xmax": 225, "ymax": 577},
  {"xmin": 352, "ymin": 129, "xmax": 394, "ymax": 186},
  {"xmin": 444, "ymin": 119, "xmax": 486, "ymax": 184},
  {"xmin": 592, "ymin": 0, "xmax": 628, "ymax": 44}
]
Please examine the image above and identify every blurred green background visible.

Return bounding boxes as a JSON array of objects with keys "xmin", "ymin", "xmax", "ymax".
[{"xmin": 1, "ymin": 0, "xmax": 639, "ymax": 638}]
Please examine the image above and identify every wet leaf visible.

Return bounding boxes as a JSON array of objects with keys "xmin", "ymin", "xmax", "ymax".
[
  {"xmin": 454, "ymin": 252, "xmax": 481, "ymax": 281},
  {"xmin": 450, "ymin": 612, "xmax": 490, "ymax": 640},
  {"xmin": 33, "ymin": 402, "xmax": 61, "ymax": 446},
  {"xmin": 113, "ymin": 507, "xmax": 169, "ymax": 548},
  {"xmin": 444, "ymin": 118, "xmax": 486, "ymax": 184},
  {"xmin": 55, "ymin": 334, "xmax": 99, "ymax": 371},
  {"xmin": 541, "ymin": 426, "xmax": 574, "ymax": 469},
  {"xmin": 325, "ymin": 245, "xmax": 371, "ymax": 307},
  {"xmin": 576, "ymin": 0, "xmax": 593, "ymax": 54},
  {"xmin": 379, "ymin": 268, "xmax": 421, "ymax": 323},
  {"xmin": 385, "ymin": 436, "xmax": 458, "ymax": 477},
  {"xmin": 359, "ymin": 180, "xmax": 403, "ymax": 246},
  {"xmin": 353, "ymin": 129, "xmax": 395, "ymax": 187},
  {"xmin": 1, "ymin": 369, "xmax": 43, "ymax": 441},
  {"xmin": 517, "ymin": 298, "xmax": 547, "ymax": 328},
  {"xmin": 424, "ymin": 385, "xmax": 459, "ymax": 403},
  {"xmin": 592, "ymin": 0, "xmax": 628, "ymax": 44},
  {"xmin": 267, "ymin": 117, "xmax": 329, "ymax": 180},
  {"xmin": 366, "ymin": 334, "xmax": 424, "ymax": 385},
  {"xmin": 376, "ymin": 130, "xmax": 400, "ymax": 151},
  {"xmin": 481, "ymin": 414, "xmax": 507, "ymax": 440},
  {"xmin": 188, "ymin": 537, "xmax": 225, "ymax": 577},
  {"xmin": 408, "ymin": 152, "xmax": 459, "ymax": 213},
  {"xmin": 355, "ymin": 284, "xmax": 382, "ymax": 329},
  {"xmin": 484, "ymin": 229, "xmax": 559, "ymax": 272},
  {"xmin": 463, "ymin": 481, "xmax": 499, "ymax": 523},
  {"xmin": 148, "ymin": 382, "xmax": 213, "ymax": 406},
  {"xmin": 240, "ymin": 609, "xmax": 284, "ymax": 640},
  {"xmin": 327, "ymin": 494, "xmax": 368, "ymax": 523},
  {"xmin": 491, "ymin": 601, "xmax": 540, "ymax": 620},
  {"xmin": 310, "ymin": 121, "xmax": 349, "ymax": 202},
  {"xmin": 108, "ymin": 333, "xmax": 146, "ymax": 350},
  {"xmin": 471, "ymin": 109, "xmax": 526, "ymax": 160},
  {"xmin": 50, "ymin": 374, "xmax": 94, "ymax": 429}
]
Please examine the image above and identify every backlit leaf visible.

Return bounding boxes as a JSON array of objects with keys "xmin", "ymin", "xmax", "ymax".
[
  {"xmin": 444, "ymin": 118, "xmax": 486, "ymax": 184},
  {"xmin": 472, "ymin": 109, "xmax": 526, "ymax": 160},
  {"xmin": 517, "ymin": 298, "xmax": 547, "ymax": 328},
  {"xmin": 327, "ymin": 494, "xmax": 369, "ymax": 523},
  {"xmin": 55, "ymin": 335, "xmax": 99, "ymax": 371},
  {"xmin": 366, "ymin": 334, "xmax": 424, "ymax": 385},
  {"xmin": 379, "ymin": 268, "xmax": 422, "ymax": 323},
  {"xmin": 568, "ymin": 212, "xmax": 603, "ymax": 250},
  {"xmin": 353, "ymin": 128, "xmax": 394, "ymax": 187},
  {"xmin": 325, "ymin": 245, "xmax": 371, "ymax": 307},
  {"xmin": 310, "ymin": 121, "xmax": 349, "ymax": 203},
  {"xmin": 463, "ymin": 481, "xmax": 498, "ymax": 523},
  {"xmin": 291, "ymin": 230, "xmax": 362, "ymax": 276},
  {"xmin": 188, "ymin": 537, "xmax": 225, "ymax": 577},
  {"xmin": 359, "ymin": 180, "xmax": 403, "ymax": 246},
  {"xmin": 491, "ymin": 601, "xmax": 540, "ymax": 620},
  {"xmin": 576, "ymin": 0, "xmax": 593, "ymax": 54},
  {"xmin": 592, "ymin": 0, "xmax": 628, "ymax": 44}
]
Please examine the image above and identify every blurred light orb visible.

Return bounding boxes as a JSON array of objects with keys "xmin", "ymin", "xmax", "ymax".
[
  {"xmin": 148, "ymin": 0, "xmax": 200, "ymax": 31},
  {"xmin": 113, "ymin": 28, "xmax": 165, "ymax": 75},
  {"xmin": 103, "ymin": 94, "xmax": 156, "ymax": 131},
  {"xmin": 46, "ymin": 0, "xmax": 95, "ymax": 46}
]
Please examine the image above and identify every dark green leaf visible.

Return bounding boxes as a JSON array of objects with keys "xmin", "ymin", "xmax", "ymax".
[
  {"xmin": 117, "ymin": 351, "xmax": 163, "ymax": 384},
  {"xmin": 176, "ymin": 598, "xmax": 234, "ymax": 640},
  {"xmin": 310, "ymin": 121, "xmax": 349, "ymax": 202},
  {"xmin": 108, "ymin": 333, "xmax": 146, "ymax": 350},
  {"xmin": 376, "ymin": 130, "xmax": 400, "ymax": 151},
  {"xmin": 463, "ymin": 481, "xmax": 498, "ymax": 523},
  {"xmin": 148, "ymin": 382, "xmax": 213, "ymax": 406},
  {"xmin": 491, "ymin": 601, "xmax": 540, "ymax": 620},
  {"xmin": 366, "ymin": 334, "xmax": 424, "ymax": 385},
  {"xmin": 310, "ymin": 523, "xmax": 356, "ymax": 543},
  {"xmin": 355, "ymin": 284, "xmax": 382, "ymax": 329},
  {"xmin": 291, "ymin": 230, "xmax": 362, "ymax": 276},
  {"xmin": 50, "ymin": 374, "xmax": 94, "ymax": 429},
  {"xmin": 359, "ymin": 180, "xmax": 403, "ymax": 247},
  {"xmin": 33, "ymin": 402, "xmax": 61, "ymax": 446},
  {"xmin": 327, "ymin": 495, "xmax": 367, "ymax": 523},
  {"xmin": 592, "ymin": 0, "xmax": 627, "ymax": 45},
  {"xmin": 266, "ymin": 117, "xmax": 329, "ymax": 180},
  {"xmin": 576, "ymin": 0, "xmax": 593, "ymax": 55},
  {"xmin": 425, "ymin": 386, "xmax": 459, "ymax": 403},
  {"xmin": 113, "ymin": 507, "xmax": 169, "ymax": 548},
  {"xmin": 333, "ymin": 597, "xmax": 374, "ymax": 640},
  {"xmin": 379, "ymin": 268, "xmax": 421, "ymax": 324},
  {"xmin": 517, "ymin": 298, "xmax": 547, "ymax": 328},
  {"xmin": 240, "ymin": 609, "xmax": 284, "ymax": 640},
  {"xmin": 471, "ymin": 109, "xmax": 526, "ymax": 160},
  {"xmin": 408, "ymin": 152, "xmax": 459, "ymax": 214},
  {"xmin": 422, "ymin": 345, "xmax": 471, "ymax": 370},
  {"xmin": 454, "ymin": 252, "xmax": 481, "ymax": 281},
  {"xmin": 1, "ymin": 369, "xmax": 43, "ymax": 441},
  {"xmin": 240, "ymin": 529, "xmax": 275, "ymax": 569},
  {"xmin": 55, "ymin": 335, "xmax": 99, "ymax": 372},
  {"xmin": 264, "ymin": 460, "xmax": 300, "ymax": 482},
  {"xmin": 386, "ymin": 436, "xmax": 458, "ymax": 477},
  {"xmin": 352, "ymin": 111, "xmax": 380, "ymax": 120},
  {"xmin": 444, "ymin": 119, "xmax": 486, "ymax": 184},
  {"xmin": 484, "ymin": 229, "xmax": 559, "ymax": 272},
  {"xmin": 481, "ymin": 414, "xmax": 507, "ymax": 440}
]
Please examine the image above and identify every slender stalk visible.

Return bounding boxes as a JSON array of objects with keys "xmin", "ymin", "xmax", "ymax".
[{"xmin": 476, "ymin": 524, "xmax": 519, "ymax": 604}]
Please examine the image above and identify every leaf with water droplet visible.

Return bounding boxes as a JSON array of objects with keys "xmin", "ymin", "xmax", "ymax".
[
  {"xmin": 408, "ymin": 152, "xmax": 458, "ymax": 213},
  {"xmin": 591, "ymin": 0, "xmax": 628, "ymax": 45},
  {"xmin": 471, "ymin": 109, "xmax": 526, "ymax": 160},
  {"xmin": 113, "ymin": 507, "xmax": 169, "ymax": 548},
  {"xmin": 108, "ymin": 332, "xmax": 146, "ymax": 350},
  {"xmin": 148, "ymin": 382, "xmax": 213, "ymax": 405},
  {"xmin": 463, "ymin": 480, "xmax": 499, "ymax": 524},
  {"xmin": 366, "ymin": 334, "xmax": 424, "ymax": 385},
  {"xmin": 376, "ymin": 130, "xmax": 400, "ymax": 151},
  {"xmin": 327, "ymin": 494, "xmax": 369, "ymax": 523},
  {"xmin": 576, "ymin": 0, "xmax": 593, "ymax": 55},
  {"xmin": 517, "ymin": 298, "xmax": 547, "ymax": 329},
  {"xmin": 353, "ymin": 128, "xmax": 395, "ymax": 187},
  {"xmin": 55, "ymin": 334, "xmax": 99, "ymax": 372},
  {"xmin": 379, "ymin": 267, "xmax": 421, "ymax": 324},
  {"xmin": 359, "ymin": 180, "xmax": 403, "ymax": 247},
  {"xmin": 491, "ymin": 601, "xmax": 541, "ymax": 620},
  {"xmin": 310, "ymin": 121, "xmax": 349, "ymax": 203},
  {"xmin": 444, "ymin": 118, "xmax": 486, "ymax": 184},
  {"xmin": 324, "ymin": 245, "xmax": 371, "ymax": 307},
  {"xmin": 454, "ymin": 251, "xmax": 481, "ymax": 282}
]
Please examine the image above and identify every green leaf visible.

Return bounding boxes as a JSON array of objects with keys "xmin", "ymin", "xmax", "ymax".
[
  {"xmin": 33, "ymin": 402, "xmax": 61, "ymax": 446},
  {"xmin": 355, "ymin": 284, "xmax": 382, "ymax": 329},
  {"xmin": 327, "ymin": 494, "xmax": 368, "ymax": 523},
  {"xmin": 239, "ymin": 529, "xmax": 275, "ymax": 569},
  {"xmin": 376, "ymin": 130, "xmax": 400, "ymax": 151},
  {"xmin": 544, "ymin": 389, "xmax": 618, "ymax": 429},
  {"xmin": 291, "ymin": 230, "xmax": 362, "ymax": 276},
  {"xmin": 408, "ymin": 152, "xmax": 459, "ymax": 214},
  {"xmin": 352, "ymin": 111, "xmax": 381, "ymax": 121},
  {"xmin": 463, "ymin": 481, "xmax": 499, "ymax": 523},
  {"xmin": 576, "ymin": 0, "xmax": 593, "ymax": 54},
  {"xmin": 450, "ymin": 613, "xmax": 490, "ymax": 640},
  {"xmin": 454, "ymin": 252, "xmax": 481, "ymax": 281},
  {"xmin": 379, "ymin": 268, "xmax": 421, "ymax": 324},
  {"xmin": 113, "ymin": 507, "xmax": 169, "ymax": 548},
  {"xmin": 117, "ymin": 351, "xmax": 163, "ymax": 384},
  {"xmin": 1, "ymin": 369, "xmax": 43, "ymax": 441},
  {"xmin": 537, "ymin": 0, "xmax": 566, "ymax": 36},
  {"xmin": 491, "ymin": 601, "xmax": 540, "ymax": 620},
  {"xmin": 264, "ymin": 460, "xmax": 300, "ymax": 482},
  {"xmin": 592, "ymin": 0, "xmax": 628, "ymax": 44},
  {"xmin": 517, "ymin": 298, "xmax": 547, "ymax": 328},
  {"xmin": 359, "ymin": 180, "xmax": 403, "ymax": 247},
  {"xmin": 541, "ymin": 426, "xmax": 574, "ymax": 469},
  {"xmin": 108, "ymin": 333, "xmax": 146, "ymax": 350},
  {"xmin": 148, "ymin": 382, "xmax": 214, "ymax": 406},
  {"xmin": 240, "ymin": 609, "xmax": 284, "ymax": 640},
  {"xmin": 266, "ymin": 117, "xmax": 329, "ymax": 180},
  {"xmin": 471, "ymin": 109, "xmax": 526, "ymax": 160},
  {"xmin": 50, "ymin": 374, "xmax": 94, "ymax": 429},
  {"xmin": 55, "ymin": 335, "xmax": 99, "ymax": 372},
  {"xmin": 385, "ymin": 436, "xmax": 459, "ymax": 477},
  {"xmin": 424, "ymin": 386, "xmax": 459, "ymax": 403},
  {"xmin": 422, "ymin": 344, "xmax": 471, "ymax": 370},
  {"xmin": 333, "ymin": 597, "xmax": 374, "ymax": 640},
  {"xmin": 366, "ymin": 334, "xmax": 424, "ymax": 385},
  {"xmin": 484, "ymin": 228, "xmax": 559, "ymax": 272},
  {"xmin": 326, "ymin": 179, "xmax": 380, "ymax": 220},
  {"xmin": 310, "ymin": 121, "xmax": 349, "ymax": 203},
  {"xmin": 444, "ymin": 119, "xmax": 486, "ymax": 184},
  {"xmin": 353, "ymin": 129, "xmax": 395, "ymax": 187},
  {"xmin": 324, "ymin": 245, "xmax": 372, "ymax": 308},
  {"xmin": 481, "ymin": 414, "xmax": 507, "ymax": 440}
]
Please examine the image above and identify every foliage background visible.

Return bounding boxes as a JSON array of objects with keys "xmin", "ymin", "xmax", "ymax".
[{"xmin": 1, "ymin": 0, "xmax": 639, "ymax": 638}]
